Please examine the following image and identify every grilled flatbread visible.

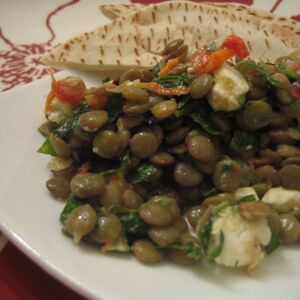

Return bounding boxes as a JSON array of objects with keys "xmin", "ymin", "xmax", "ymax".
[
  {"xmin": 100, "ymin": 4, "xmax": 144, "ymax": 20},
  {"xmin": 42, "ymin": 1, "xmax": 300, "ymax": 72}
]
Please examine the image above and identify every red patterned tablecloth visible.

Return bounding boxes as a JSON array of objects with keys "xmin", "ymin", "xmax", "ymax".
[{"xmin": 0, "ymin": 0, "xmax": 299, "ymax": 299}]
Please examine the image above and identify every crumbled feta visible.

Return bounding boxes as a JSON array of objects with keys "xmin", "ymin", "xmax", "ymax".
[
  {"xmin": 46, "ymin": 97, "xmax": 73, "ymax": 123},
  {"xmin": 208, "ymin": 63, "xmax": 249, "ymax": 112},
  {"xmin": 211, "ymin": 206, "xmax": 271, "ymax": 271},
  {"xmin": 262, "ymin": 187, "xmax": 300, "ymax": 213}
]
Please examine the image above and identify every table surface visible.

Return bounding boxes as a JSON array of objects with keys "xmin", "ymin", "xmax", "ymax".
[{"xmin": 0, "ymin": 0, "xmax": 299, "ymax": 299}]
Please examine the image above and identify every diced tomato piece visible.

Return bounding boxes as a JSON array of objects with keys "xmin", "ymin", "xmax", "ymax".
[
  {"xmin": 52, "ymin": 76, "xmax": 86, "ymax": 105},
  {"xmin": 85, "ymin": 94, "xmax": 107, "ymax": 109},
  {"xmin": 292, "ymin": 81, "xmax": 300, "ymax": 100},
  {"xmin": 220, "ymin": 35, "xmax": 249, "ymax": 59}
]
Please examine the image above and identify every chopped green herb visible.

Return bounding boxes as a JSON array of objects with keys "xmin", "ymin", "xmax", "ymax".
[
  {"xmin": 37, "ymin": 138, "xmax": 56, "ymax": 156},
  {"xmin": 236, "ymin": 60, "xmax": 282, "ymax": 89},
  {"xmin": 165, "ymin": 232, "xmax": 224, "ymax": 261},
  {"xmin": 60, "ymin": 194, "xmax": 83, "ymax": 224},
  {"xmin": 200, "ymin": 202, "xmax": 229, "ymax": 248},
  {"xmin": 102, "ymin": 76, "xmax": 112, "ymax": 83},
  {"xmin": 178, "ymin": 103, "xmax": 224, "ymax": 136},
  {"xmin": 120, "ymin": 212, "xmax": 148, "ymax": 235},
  {"xmin": 149, "ymin": 64, "xmax": 160, "ymax": 76},
  {"xmin": 265, "ymin": 220, "xmax": 281, "ymax": 254},
  {"xmin": 105, "ymin": 94, "xmax": 123, "ymax": 123},
  {"xmin": 100, "ymin": 151, "xmax": 131, "ymax": 179},
  {"xmin": 153, "ymin": 74, "xmax": 190, "ymax": 88},
  {"xmin": 54, "ymin": 101, "xmax": 91, "ymax": 139},
  {"xmin": 127, "ymin": 163, "xmax": 157, "ymax": 185},
  {"xmin": 239, "ymin": 194, "xmax": 257, "ymax": 203}
]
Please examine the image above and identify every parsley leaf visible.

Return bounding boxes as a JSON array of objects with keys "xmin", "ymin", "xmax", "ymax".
[
  {"xmin": 120, "ymin": 212, "xmax": 148, "ymax": 235},
  {"xmin": 100, "ymin": 151, "xmax": 131, "ymax": 179},
  {"xmin": 106, "ymin": 94, "xmax": 123, "ymax": 123},
  {"xmin": 153, "ymin": 74, "xmax": 190, "ymax": 88},
  {"xmin": 236, "ymin": 60, "xmax": 282, "ymax": 89},
  {"xmin": 265, "ymin": 219, "xmax": 281, "ymax": 254},
  {"xmin": 37, "ymin": 138, "xmax": 56, "ymax": 156},
  {"xmin": 239, "ymin": 194, "xmax": 257, "ymax": 203},
  {"xmin": 127, "ymin": 163, "xmax": 157, "ymax": 185},
  {"xmin": 165, "ymin": 232, "xmax": 224, "ymax": 261},
  {"xmin": 178, "ymin": 103, "xmax": 224, "ymax": 136},
  {"xmin": 54, "ymin": 101, "xmax": 91, "ymax": 139},
  {"xmin": 60, "ymin": 194, "xmax": 84, "ymax": 224}
]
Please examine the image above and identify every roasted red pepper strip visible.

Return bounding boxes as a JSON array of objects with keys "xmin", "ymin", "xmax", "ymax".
[
  {"xmin": 220, "ymin": 35, "xmax": 249, "ymax": 59},
  {"xmin": 138, "ymin": 82, "xmax": 190, "ymax": 96},
  {"xmin": 192, "ymin": 48, "xmax": 233, "ymax": 74},
  {"xmin": 292, "ymin": 81, "xmax": 300, "ymax": 100},
  {"xmin": 52, "ymin": 76, "xmax": 86, "ymax": 106},
  {"xmin": 192, "ymin": 35, "xmax": 249, "ymax": 74}
]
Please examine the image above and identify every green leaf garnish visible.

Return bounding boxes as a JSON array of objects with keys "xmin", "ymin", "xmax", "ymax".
[
  {"xmin": 165, "ymin": 232, "xmax": 224, "ymax": 261},
  {"xmin": 127, "ymin": 163, "xmax": 157, "ymax": 185},
  {"xmin": 60, "ymin": 194, "xmax": 84, "ymax": 224},
  {"xmin": 236, "ymin": 60, "xmax": 282, "ymax": 89},
  {"xmin": 239, "ymin": 194, "xmax": 257, "ymax": 203},
  {"xmin": 37, "ymin": 138, "xmax": 56, "ymax": 156},
  {"xmin": 120, "ymin": 212, "xmax": 148, "ymax": 235},
  {"xmin": 153, "ymin": 74, "xmax": 190, "ymax": 88},
  {"xmin": 265, "ymin": 220, "xmax": 281, "ymax": 254},
  {"xmin": 102, "ymin": 76, "xmax": 112, "ymax": 83},
  {"xmin": 100, "ymin": 151, "xmax": 131, "ymax": 179},
  {"xmin": 178, "ymin": 103, "xmax": 224, "ymax": 136},
  {"xmin": 106, "ymin": 94, "xmax": 124, "ymax": 123},
  {"xmin": 55, "ymin": 101, "xmax": 91, "ymax": 139}
]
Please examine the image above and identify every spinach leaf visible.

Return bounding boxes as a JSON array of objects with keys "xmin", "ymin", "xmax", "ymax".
[
  {"xmin": 236, "ymin": 60, "xmax": 282, "ymax": 89},
  {"xmin": 60, "ymin": 194, "xmax": 84, "ymax": 224},
  {"xmin": 106, "ymin": 94, "xmax": 123, "ymax": 123},
  {"xmin": 176, "ymin": 95, "xmax": 191, "ymax": 110},
  {"xmin": 37, "ymin": 138, "xmax": 56, "ymax": 156},
  {"xmin": 149, "ymin": 64, "xmax": 160, "ymax": 76},
  {"xmin": 178, "ymin": 103, "xmax": 224, "ymax": 136},
  {"xmin": 120, "ymin": 212, "xmax": 148, "ymax": 235},
  {"xmin": 153, "ymin": 74, "xmax": 190, "ymax": 88},
  {"xmin": 54, "ymin": 101, "xmax": 91, "ymax": 139},
  {"xmin": 127, "ymin": 163, "xmax": 157, "ymax": 185},
  {"xmin": 239, "ymin": 194, "xmax": 257, "ymax": 203},
  {"xmin": 228, "ymin": 131, "xmax": 259, "ymax": 158},
  {"xmin": 265, "ymin": 220, "xmax": 281, "ymax": 254},
  {"xmin": 164, "ymin": 232, "xmax": 224, "ymax": 261},
  {"xmin": 100, "ymin": 151, "xmax": 131, "ymax": 179}
]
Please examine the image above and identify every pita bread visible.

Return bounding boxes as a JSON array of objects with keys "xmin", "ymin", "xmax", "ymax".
[
  {"xmin": 100, "ymin": 4, "xmax": 144, "ymax": 20},
  {"xmin": 42, "ymin": 1, "xmax": 300, "ymax": 72}
]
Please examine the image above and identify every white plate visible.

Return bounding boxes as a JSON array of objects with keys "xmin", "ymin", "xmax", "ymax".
[{"xmin": 0, "ymin": 72, "xmax": 300, "ymax": 300}]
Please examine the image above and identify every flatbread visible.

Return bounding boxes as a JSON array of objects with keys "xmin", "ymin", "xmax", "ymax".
[
  {"xmin": 42, "ymin": 1, "xmax": 300, "ymax": 72},
  {"xmin": 100, "ymin": 4, "xmax": 144, "ymax": 20}
]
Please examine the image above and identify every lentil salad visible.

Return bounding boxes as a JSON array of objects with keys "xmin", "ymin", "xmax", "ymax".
[{"xmin": 38, "ymin": 35, "xmax": 300, "ymax": 272}]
